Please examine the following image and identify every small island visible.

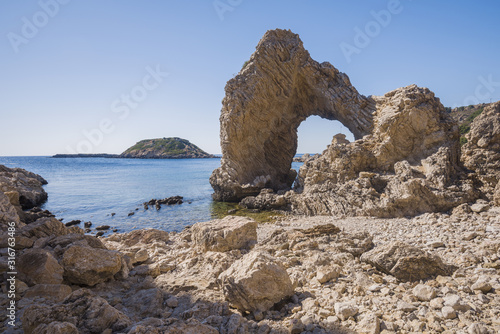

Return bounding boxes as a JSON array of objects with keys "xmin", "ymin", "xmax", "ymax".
[{"xmin": 53, "ymin": 137, "xmax": 216, "ymax": 159}]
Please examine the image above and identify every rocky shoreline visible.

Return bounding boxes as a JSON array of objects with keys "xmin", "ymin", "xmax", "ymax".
[
  {"xmin": 1, "ymin": 175, "xmax": 499, "ymax": 333},
  {"xmin": 1, "ymin": 28, "xmax": 500, "ymax": 333}
]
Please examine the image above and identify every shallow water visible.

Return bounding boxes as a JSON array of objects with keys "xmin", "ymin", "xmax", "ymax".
[{"xmin": 0, "ymin": 156, "xmax": 303, "ymax": 233}]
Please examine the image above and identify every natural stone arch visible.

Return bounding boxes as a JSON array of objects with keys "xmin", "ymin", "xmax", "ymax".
[
  {"xmin": 211, "ymin": 29, "xmax": 477, "ymax": 217},
  {"xmin": 210, "ymin": 29, "xmax": 375, "ymax": 201}
]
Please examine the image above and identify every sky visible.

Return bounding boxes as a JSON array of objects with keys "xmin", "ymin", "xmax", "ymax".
[{"xmin": 1, "ymin": 0, "xmax": 499, "ymax": 156}]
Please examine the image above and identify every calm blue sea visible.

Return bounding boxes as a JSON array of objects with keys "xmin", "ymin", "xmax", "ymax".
[{"xmin": 0, "ymin": 156, "xmax": 303, "ymax": 233}]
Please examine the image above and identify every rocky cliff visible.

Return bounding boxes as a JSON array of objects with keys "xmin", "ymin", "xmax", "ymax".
[
  {"xmin": 461, "ymin": 101, "xmax": 500, "ymax": 200},
  {"xmin": 120, "ymin": 137, "xmax": 215, "ymax": 159},
  {"xmin": 211, "ymin": 29, "xmax": 477, "ymax": 217}
]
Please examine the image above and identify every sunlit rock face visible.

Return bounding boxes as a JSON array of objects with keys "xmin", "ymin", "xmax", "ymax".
[{"xmin": 211, "ymin": 29, "xmax": 477, "ymax": 217}]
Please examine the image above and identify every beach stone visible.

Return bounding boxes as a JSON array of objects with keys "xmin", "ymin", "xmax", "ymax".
[
  {"xmin": 397, "ymin": 301, "xmax": 417, "ymax": 312},
  {"xmin": 62, "ymin": 245, "xmax": 123, "ymax": 286},
  {"xmin": 441, "ymin": 306, "xmax": 457, "ymax": 319},
  {"xmin": 316, "ymin": 265, "xmax": 340, "ymax": 284},
  {"xmin": 219, "ymin": 250, "xmax": 294, "ymax": 312},
  {"xmin": 468, "ymin": 322, "xmax": 489, "ymax": 334},
  {"xmin": 166, "ymin": 296, "xmax": 179, "ymax": 308},
  {"xmin": 360, "ymin": 241, "xmax": 450, "ymax": 281},
  {"xmin": 192, "ymin": 216, "xmax": 257, "ymax": 252},
  {"xmin": 357, "ymin": 312, "xmax": 380, "ymax": 334},
  {"xmin": 334, "ymin": 302, "xmax": 358, "ymax": 321},
  {"xmin": 413, "ymin": 284, "xmax": 437, "ymax": 301},
  {"xmin": 133, "ymin": 249, "xmax": 149, "ymax": 264},
  {"xmin": 470, "ymin": 203, "xmax": 490, "ymax": 213},
  {"xmin": 471, "ymin": 276, "xmax": 492, "ymax": 293},
  {"xmin": 17, "ymin": 249, "xmax": 64, "ymax": 286}
]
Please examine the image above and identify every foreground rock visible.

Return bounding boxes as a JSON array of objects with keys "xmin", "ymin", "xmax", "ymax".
[
  {"xmin": 360, "ymin": 241, "xmax": 452, "ymax": 281},
  {"xmin": 192, "ymin": 216, "xmax": 257, "ymax": 252},
  {"xmin": 210, "ymin": 29, "xmax": 476, "ymax": 217},
  {"xmin": 219, "ymin": 251, "xmax": 294, "ymax": 313}
]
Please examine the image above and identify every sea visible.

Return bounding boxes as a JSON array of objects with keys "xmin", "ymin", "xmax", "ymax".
[{"xmin": 0, "ymin": 156, "xmax": 303, "ymax": 233}]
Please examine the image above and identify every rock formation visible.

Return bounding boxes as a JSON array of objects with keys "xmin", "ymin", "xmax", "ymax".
[
  {"xmin": 211, "ymin": 29, "xmax": 477, "ymax": 217},
  {"xmin": 461, "ymin": 101, "xmax": 500, "ymax": 200}
]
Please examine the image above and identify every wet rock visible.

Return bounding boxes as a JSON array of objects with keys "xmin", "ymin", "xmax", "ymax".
[
  {"xmin": 62, "ymin": 245, "xmax": 124, "ymax": 286},
  {"xmin": 360, "ymin": 241, "xmax": 451, "ymax": 281},
  {"xmin": 192, "ymin": 216, "xmax": 257, "ymax": 252},
  {"xmin": 96, "ymin": 225, "xmax": 110, "ymax": 231},
  {"xmin": 219, "ymin": 251, "xmax": 294, "ymax": 312},
  {"xmin": 65, "ymin": 220, "xmax": 81, "ymax": 227},
  {"xmin": 84, "ymin": 221, "xmax": 92, "ymax": 228}
]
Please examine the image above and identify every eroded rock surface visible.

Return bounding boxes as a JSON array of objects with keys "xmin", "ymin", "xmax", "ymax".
[
  {"xmin": 462, "ymin": 101, "xmax": 500, "ymax": 200},
  {"xmin": 219, "ymin": 251, "xmax": 294, "ymax": 313},
  {"xmin": 211, "ymin": 29, "xmax": 477, "ymax": 217},
  {"xmin": 192, "ymin": 216, "xmax": 257, "ymax": 252}
]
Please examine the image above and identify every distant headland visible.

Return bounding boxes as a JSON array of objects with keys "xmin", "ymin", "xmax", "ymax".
[{"xmin": 53, "ymin": 137, "xmax": 217, "ymax": 159}]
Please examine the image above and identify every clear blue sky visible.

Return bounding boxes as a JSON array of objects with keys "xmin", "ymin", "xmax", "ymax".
[{"xmin": 1, "ymin": 0, "xmax": 499, "ymax": 156}]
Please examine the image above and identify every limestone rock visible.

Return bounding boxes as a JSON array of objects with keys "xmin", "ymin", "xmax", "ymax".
[
  {"xmin": 360, "ymin": 241, "xmax": 451, "ymax": 281},
  {"xmin": 334, "ymin": 302, "xmax": 358, "ymax": 321},
  {"xmin": 21, "ymin": 289, "xmax": 131, "ymax": 334},
  {"xmin": 218, "ymin": 251, "xmax": 294, "ymax": 312},
  {"xmin": 62, "ymin": 245, "xmax": 124, "ymax": 286},
  {"xmin": 462, "ymin": 101, "xmax": 500, "ymax": 200},
  {"xmin": 0, "ymin": 164, "xmax": 48, "ymax": 209},
  {"xmin": 412, "ymin": 284, "xmax": 437, "ymax": 301},
  {"xmin": 17, "ymin": 249, "xmax": 64, "ymax": 286},
  {"xmin": 0, "ymin": 190, "xmax": 20, "ymax": 226},
  {"xmin": 211, "ymin": 29, "xmax": 476, "ymax": 217},
  {"xmin": 192, "ymin": 216, "xmax": 257, "ymax": 252},
  {"xmin": 20, "ymin": 217, "xmax": 69, "ymax": 239}
]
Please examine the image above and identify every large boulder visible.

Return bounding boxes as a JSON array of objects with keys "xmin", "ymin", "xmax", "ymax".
[
  {"xmin": 210, "ymin": 29, "xmax": 476, "ymax": 217},
  {"xmin": 462, "ymin": 101, "xmax": 500, "ymax": 200},
  {"xmin": 0, "ymin": 165, "xmax": 47, "ymax": 209},
  {"xmin": 22, "ymin": 289, "xmax": 131, "ymax": 334},
  {"xmin": 61, "ymin": 245, "xmax": 124, "ymax": 286},
  {"xmin": 360, "ymin": 241, "xmax": 452, "ymax": 282},
  {"xmin": 218, "ymin": 251, "xmax": 294, "ymax": 313},
  {"xmin": 191, "ymin": 216, "xmax": 257, "ymax": 252},
  {"xmin": 17, "ymin": 249, "xmax": 64, "ymax": 286}
]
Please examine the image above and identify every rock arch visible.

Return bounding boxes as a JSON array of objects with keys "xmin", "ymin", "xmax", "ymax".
[
  {"xmin": 211, "ymin": 29, "xmax": 477, "ymax": 216},
  {"xmin": 210, "ymin": 29, "xmax": 375, "ymax": 201}
]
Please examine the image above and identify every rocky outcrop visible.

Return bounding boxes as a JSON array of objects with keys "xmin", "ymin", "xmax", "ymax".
[
  {"xmin": 462, "ymin": 101, "xmax": 500, "ymax": 200},
  {"xmin": 218, "ymin": 251, "xmax": 294, "ymax": 313},
  {"xmin": 0, "ymin": 164, "xmax": 47, "ymax": 210},
  {"xmin": 211, "ymin": 29, "xmax": 476, "ymax": 217},
  {"xmin": 191, "ymin": 216, "xmax": 257, "ymax": 252},
  {"xmin": 120, "ymin": 137, "xmax": 215, "ymax": 159}
]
